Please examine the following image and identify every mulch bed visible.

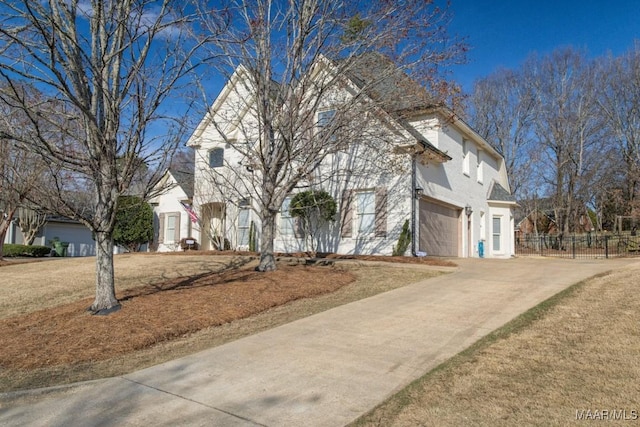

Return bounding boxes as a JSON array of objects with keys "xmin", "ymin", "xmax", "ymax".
[{"xmin": 0, "ymin": 264, "xmax": 355, "ymax": 370}]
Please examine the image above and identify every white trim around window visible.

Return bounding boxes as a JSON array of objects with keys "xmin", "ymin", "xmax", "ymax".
[{"xmin": 492, "ymin": 215, "xmax": 502, "ymax": 253}]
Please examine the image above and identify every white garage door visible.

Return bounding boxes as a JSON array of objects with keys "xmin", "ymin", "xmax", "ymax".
[{"xmin": 419, "ymin": 199, "xmax": 460, "ymax": 257}]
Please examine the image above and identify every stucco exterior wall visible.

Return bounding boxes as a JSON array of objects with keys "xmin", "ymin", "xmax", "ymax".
[{"xmin": 152, "ymin": 175, "xmax": 195, "ymax": 252}]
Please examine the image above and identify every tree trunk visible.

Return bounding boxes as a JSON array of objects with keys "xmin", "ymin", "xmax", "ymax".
[
  {"xmin": 0, "ymin": 207, "xmax": 17, "ymax": 260},
  {"xmin": 90, "ymin": 231, "xmax": 120, "ymax": 314},
  {"xmin": 0, "ymin": 233, "xmax": 5, "ymax": 260},
  {"xmin": 258, "ymin": 208, "xmax": 276, "ymax": 272}
]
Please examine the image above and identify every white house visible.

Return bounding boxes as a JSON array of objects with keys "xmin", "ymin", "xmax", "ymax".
[
  {"xmin": 149, "ymin": 169, "xmax": 199, "ymax": 252},
  {"xmin": 186, "ymin": 54, "xmax": 516, "ymax": 258}
]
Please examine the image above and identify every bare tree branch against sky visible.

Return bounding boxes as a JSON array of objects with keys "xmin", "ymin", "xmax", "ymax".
[
  {"xmin": 0, "ymin": 0, "xmax": 209, "ymax": 313},
  {"xmin": 448, "ymin": 0, "xmax": 639, "ymax": 90}
]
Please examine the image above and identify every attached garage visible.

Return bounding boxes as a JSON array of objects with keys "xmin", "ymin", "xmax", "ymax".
[{"xmin": 419, "ymin": 199, "xmax": 461, "ymax": 257}]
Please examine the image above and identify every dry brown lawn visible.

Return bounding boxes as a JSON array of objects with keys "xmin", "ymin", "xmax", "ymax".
[
  {"xmin": 0, "ymin": 252, "xmax": 450, "ymax": 392},
  {"xmin": 352, "ymin": 263, "xmax": 640, "ymax": 427}
]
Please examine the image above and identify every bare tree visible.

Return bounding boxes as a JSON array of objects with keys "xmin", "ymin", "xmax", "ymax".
[
  {"xmin": 466, "ymin": 46, "xmax": 640, "ymax": 235},
  {"xmin": 528, "ymin": 48, "xmax": 607, "ymax": 236},
  {"xmin": 0, "ymin": 1, "xmax": 208, "ymax": 312},
  {"xmin": 16, "ymin": 207, "xmax": 47, "ymax": 245},
  {"xmin": 194, "ymin": 0, "xmax": 467, "ymax": 271},
  {"xmin": 597, "ymin": 42, "xmax": 640, "ymax": 215},
  {"xmin": 466, "ymin": 68, "xmax": 536, "ymax": 197},
  {"xmin": 0, "ymin": 102, "xmax": 50, "ymax": 258}
]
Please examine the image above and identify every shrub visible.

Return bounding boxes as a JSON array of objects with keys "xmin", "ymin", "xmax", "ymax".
[
  {"xmin": 392, "ymin": 219, "xmax": 411, "ymax": 256},
  {"xmin": 4, "ymin": 244, "xmax": 51, "ymax": 257},
  {"xmin": 289, "ymin": 190, "xmax": 337, "ymax": 252},
  {"xmin": 113, "ymin": 195, "xmax": 153, "ymax": 252}
]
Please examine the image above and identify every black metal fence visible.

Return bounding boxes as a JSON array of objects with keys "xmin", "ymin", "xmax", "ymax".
[{"xmin": 516, "ymin": 233, "xmax": 640, "ymax": 259}]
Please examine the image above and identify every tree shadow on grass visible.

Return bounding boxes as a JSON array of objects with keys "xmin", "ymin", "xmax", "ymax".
[{"xmin": 118, "ymin": 256, "xmax": 256, "ymax": 301}]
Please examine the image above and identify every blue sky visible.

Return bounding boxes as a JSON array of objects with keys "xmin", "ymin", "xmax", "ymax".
[{"xmin": 448, "ymin": 0, "xmax": 640, "ymax": 91}]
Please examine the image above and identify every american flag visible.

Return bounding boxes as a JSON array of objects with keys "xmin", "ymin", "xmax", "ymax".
[{"xmin": 180, "ymin": 201, "xmax": 199, "ymax": 224}]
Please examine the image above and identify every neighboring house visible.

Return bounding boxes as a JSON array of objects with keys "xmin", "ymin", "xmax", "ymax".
[
  {"xmin": 4, "ymin": 216, "xmax": 95, "ymax": 257},
  {"xmin": 516, "ymin": 208, "xmax": 595, "ymax": 238},
  {"xmin": 150, "ymin": 169, "xmax": 198, "ymax": 252},
  {"xmin": 186, "ymin": 54, "xmax": 516, "ymax": 258}
]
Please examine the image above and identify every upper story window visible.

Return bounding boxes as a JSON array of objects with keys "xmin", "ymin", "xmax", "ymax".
[
  {"xmin": 209, "ymin": 147, "xmax": 224, "ymax": 168},
  {"xmin": 462, "ymin": 139, "xmax": 470, "ymax": 176},
  {"xmin": 477, "ymin": 149, "xmax": 484, "ymax": 184},
  {"xmin": 317, "ymin": 109, "xmax": 336, "ymax": 129}
]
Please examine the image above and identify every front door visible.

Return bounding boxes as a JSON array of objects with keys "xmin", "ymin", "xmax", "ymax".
[{"xmin": 201, "ymin": 203, "xmax": 225, "ymax": 250}]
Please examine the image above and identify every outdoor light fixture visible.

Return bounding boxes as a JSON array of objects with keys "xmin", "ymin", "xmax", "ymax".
[
  {"xmin": 414, "ymin": 187, "xmax": 424, "ymax": 199},
  {"xmin": 465, "ymin": 205, "xmax": 473, "ymax": 216}
]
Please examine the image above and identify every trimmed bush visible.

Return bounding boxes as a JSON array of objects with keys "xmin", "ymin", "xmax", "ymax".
[
  {"xmin": 392, "ymin": 219, "xmax": 411, "ymax": 256},
  {"xmin": 4, "ymin": 244, "xmax": 51, "ymax": 257}
]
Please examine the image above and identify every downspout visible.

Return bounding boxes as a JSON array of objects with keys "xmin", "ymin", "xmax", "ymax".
[{"xmin": 411, "ymin": 155, "xmax": 417, "ymax": 256}]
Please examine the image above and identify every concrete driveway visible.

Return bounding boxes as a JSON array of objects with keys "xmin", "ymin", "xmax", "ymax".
[{"xmin": 1, "ymin": 257, "xmax": 635, "ymax": 426}]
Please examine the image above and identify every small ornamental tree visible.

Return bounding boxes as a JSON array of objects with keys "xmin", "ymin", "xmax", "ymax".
[
  {"xmin": 113, "ymin": 196, "xmax": 153, "ymax": 253},
  {"xmin": 393, "ymin": 219, "xmax": 411, "ymax": 256},
  {"xmin": 17, "ymin": 207, "xmax": 47, "ymax": 245},
  {"xmin": 290, "ymin": 190, "xmax": 337, "ymax": 253}
]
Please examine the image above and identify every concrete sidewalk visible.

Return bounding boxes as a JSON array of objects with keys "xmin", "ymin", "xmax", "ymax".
[{"xmin": 1, "ymin": 257, "xmax": 634, "ymax": 426}]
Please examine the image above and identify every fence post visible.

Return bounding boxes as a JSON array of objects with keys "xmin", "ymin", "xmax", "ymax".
[
  {"xmin": 540, "ymin": 236, "xmax": 544, "ymax": 256},
  {"xmin": 572, "ymin": 235, "xmax": 576, "ymax": 259},
  {"xmin": 605, "ymin": 235, "xmax": 609, "ymax": 259}
]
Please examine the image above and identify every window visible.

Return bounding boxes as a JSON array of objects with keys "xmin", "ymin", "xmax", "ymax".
[
  {"xmin": 167, "ymin": 215, "xmax": 177, "ymax": 240},
  {"xmin": 209, "ymin": 147, "xmax": 224, "ymax": 168},
  {"xmin": 280, "ymin": 197, "xmax": 294, "ymax": 236},
  {"xmin": 317, "ymin": 109, "xmax": 337, "ymax": 142},
  {"xmin": 160, "ymin": 212, "xmax": 180, "ymax": 244},
  {"xmin": 317, "ymin": 109, "xmax": 336, "ymax": 129},
  {"xmin": 238, "ymin": 208, "xmax": 250, "ymax": 246},
  {"xmin": 492, "ymin": 216, "xmax": 501, "ymax": 252},
  {"xmin": 280, "ymin": 197, "xmax": 295, "ymax": 236},
  {"xmin": 462, "ymin": 139, "xmax": 470, "ymax": 176},
  {"xmin": 477, "ymin": 149, "xmax": 484, "ymax": 184},
  {"xmin": 356, "ymin": 191, "xmax": 376, "ymax": 235}
]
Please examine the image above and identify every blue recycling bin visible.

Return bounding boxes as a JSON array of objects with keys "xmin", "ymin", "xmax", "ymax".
[{"xmin": 478, "ymin": 240, "xmax": 484, "ymax": 258}]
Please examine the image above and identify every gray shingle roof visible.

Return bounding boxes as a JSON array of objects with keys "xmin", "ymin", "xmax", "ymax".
[
  {"xmin": 169, "ymin": 169, "xmax": 194, "ymax": 199},
  {"xmin": 338, "ymin": 53, "xmax": 448, "ymax": 161},
  {"xmin": 340, "ymin": 52, "xmax": 436, "ymax": 114},
  {"xmin": 488, "ymin": 182, "xmax": 516, "ymax": 202}
]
